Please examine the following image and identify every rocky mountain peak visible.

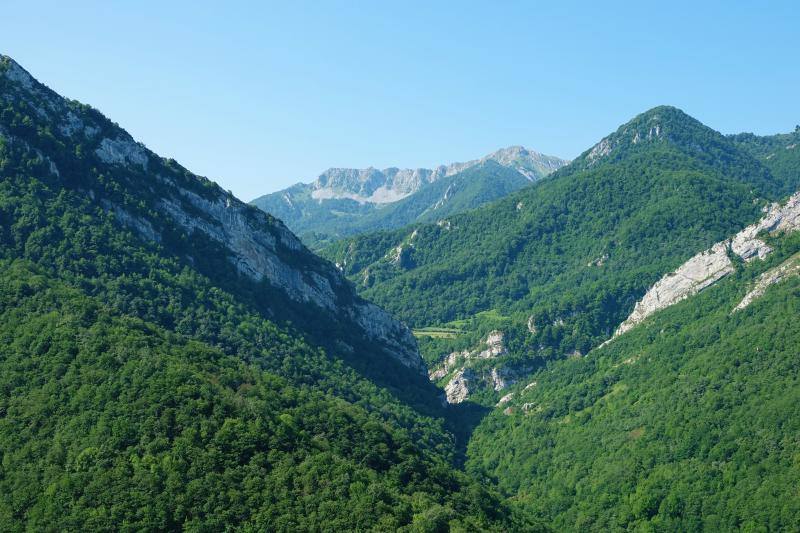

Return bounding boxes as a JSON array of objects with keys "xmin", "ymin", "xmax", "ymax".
[
  {"xmin": 306, "ymin": 146, "xmax": 568, "ymax": 204},
  {"xmin": 483, "ymin": 145, "xmax": 567, "ymax": 179},
  {"xmin": 583, "ymin": 106, "xmax": 711, "ymax": 165},
  {"xmin": 485, "ymin": 145, "xmax": 539, "ymax": 163},
  {"xmin": 1, "ymin": 55, "xmax": 35, "ymax": 90},
  {"xmin": 572, "ymin": 106, "xmax": 781, "ymax": 205},
  {"xmin": 589, "ymin": 121, "xmax": 659, "ymax": 160}
]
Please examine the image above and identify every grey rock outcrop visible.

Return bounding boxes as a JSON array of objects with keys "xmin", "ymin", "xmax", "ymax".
[
  {"xmin": 96, "ymin": 137, "xmax": 149, "ymax": 170},
  {"xmin": 0, "ymin": 55, "xmax": 426, "ymax": 376},
  {"xmin": 614, "ymin": 242, "xmax": 734, "ymax": 336},
  {"xmin": 429, "ymin": 330, "xmax": 508, "ymax": 381},
  {"xmin": 304, "ymin": 146, "xmax": 568, "ymax": 204},
  {"xmin": 734, "ymin": 253, "xmax": 800, "ymax": 311},
  {"xmin": 482, "ymin": 331, "xmax": 507, "ymax": 358},
  {"xmin": 615, "ymin": 191, "xmax": 800, "ymax": 337},
  {"xmin": 432, "ymin": 330, "xmax": 529, "ymax": 404},
  {"xmin": 497, "ymin": 392, "xmax": 514, "ymax": 406},
  {"xmin": 429, "ymin": 350, "xmax": 470, "ymax": 381},
  {"xmin": 156, "ymin": 173, "xmax": 425, "ymax": 375},
  {"xmin": 490, "ymin": 366, "xmax": 513, "ymax": 391},
  {"xmin": 444, "ymin": 368, "xmax": 475, "ymax": 404}
]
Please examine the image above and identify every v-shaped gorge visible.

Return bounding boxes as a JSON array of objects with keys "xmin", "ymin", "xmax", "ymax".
[
  {"xmin": 0, "ymin": 55, "xmax": 528, "ymax": 531},
  {"xmin": 3, "ymin": 51, "xmax": 800, "ymax": 531}
]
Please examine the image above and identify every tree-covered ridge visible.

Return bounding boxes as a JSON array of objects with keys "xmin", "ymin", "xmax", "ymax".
[
  {"xmin": 570, "ymin": 106, "xmax": 794, "ymax": 196},
  {"xmin": 323, "ymin": 108, "xmax": 791, "ymax": 381},
  {"xmin": 728, "ymin": 126, "xmax": 800, "ymax": 190},
  {"xmin": 465, "ymin": 231, "xmax": 800, "ymax": 530},
  {"xmin": 0, "ymin": 261, "xmax": 524, "ymax": 531},
  {"xmin": 251, "ymin": 182, "xmax": 378, "ymax": 248},
  {"xmin": 4, "ymin": 49, "xmax": 799, "ymax": 531}
]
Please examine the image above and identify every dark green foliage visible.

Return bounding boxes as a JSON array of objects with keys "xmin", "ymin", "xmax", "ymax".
[
  {"xmin": 4, "ymin": 54, "xmax": 800, "ymax": 531},
  {"xmin": 324, "ymin": 108, "xmax": 783, "ymax": 370},
  {"xmin": 0, "ymin": 97, "xmax": 433, "ymax": 414},
  {"xmin": 0, "ymin": 261, "xmax": 521, "ymax": 531},
  {"xmin": 728, "ymin": 128, "xmax": 800, "ymax": 191},
  {"xmin": 0, "ymin": 54, "xmax": 451, "ymax": 412},
  {"xmin": 465, "ymin": 233, "xmax": 800, "ymax": 530},
  {"xmin": 0, "ymin": 56, "xmax": 532, "ymax": 531}
]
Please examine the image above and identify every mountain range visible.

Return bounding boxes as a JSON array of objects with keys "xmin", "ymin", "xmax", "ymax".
[
  {"xmin": 323, "ymin": 105, "xmax": 800, "ymax": 403},
  {"xmin": 320, "ymin": 106, "xmax": 800, "ymax": 527},
  {"xmin": 3, "ymin": 53, "xmax": 800, "ymax": 531},
  {"xmin": 251, "ymin": 146, "xmax": 567, "ymax": 247}
]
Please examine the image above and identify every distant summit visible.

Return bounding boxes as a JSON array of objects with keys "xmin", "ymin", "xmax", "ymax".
[
  {"xmin": 305, "ymin": 145, "xmax": 566, "ymax": 204},
  {"xmin": 252, "ymin": 146, "xmax": 568, "ymax": 246},
  {"xmin": 575, "ymin": 106, "xmax": 715, "ymax": 165}
]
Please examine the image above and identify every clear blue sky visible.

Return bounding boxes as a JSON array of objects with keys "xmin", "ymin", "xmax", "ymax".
[{"xmin": 5, "ymin": 1, "xmax": 799, "ymax": 200}]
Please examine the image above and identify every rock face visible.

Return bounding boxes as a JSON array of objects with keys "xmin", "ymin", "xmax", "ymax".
[
  {"xmin": 96, "ymin": 136, "xmax": 149, "ymax": 170},
  {"xmin": 614, "ymin": 243, "xmax": 734, "ymax": 336},
  {"xmin": 444, "ymin": 369, "xmax": 474, "ymax": 404},
  {"xmin": 308, "ymin": 146, "xmax": 568, "ymax": 204},
  {"xmin": 497, "ymin": 393, "xmax": 514, "ymax": 406},
  {"xmin": 615, "ymin": 191, "xmax": 800, "ymax": 337},
  {"xmin": 0, "ymin": 55, "xmax": 425, "ymax": 375},
  {"xmin": 156, "ymin": 182, "xmax": 426, "ymax": 376},
  {"xmin": 429, "ymin": 350, "xmax": 469, "ymax": 381},
  {"xmin": 482, "ymin": 331, "xmax": 507, "ymax": 358},
  {"xmin": 429, "ymin": 330, "xmax": 508, "ymax": 381},
  {"xmin": 490, "ymin": 367, "xmax": 512, "ymax": 391},
  {"xmin": 734, "ymin": 252, "xmax": 800, "ymax": 311},
  {"xmin": 434, "ymin": 331, "xmax": 524, "ymax": 404},
  {"xmin": 312, "ymin": 167, "xmax": 437, "ymax": 204}
]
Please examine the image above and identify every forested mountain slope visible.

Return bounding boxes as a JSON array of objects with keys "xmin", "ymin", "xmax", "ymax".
[
  {"xmin": 729, "ymin": 126, "xmax": 800, "ymax": 187},
  {"xmin": 466, "ymin": 229, "xmax": 800, "ymax": 530},
  {"xmin": 0, "ymin": 55, "xmax": 528, "ymax": 531},
  {"xmin": 251, "ymin": 146, "xmax": 567, "ymax": 248},
  {"xmin": 323, "ymin": 106, "xmax": 799, "ymax": 403},
  {"xmin": 0, "ymin": 261, "xmax": 522, "ymax": 531},
  {"xmin": 5, "ymin": 52, "xmax": 799, "ymax": 531}
]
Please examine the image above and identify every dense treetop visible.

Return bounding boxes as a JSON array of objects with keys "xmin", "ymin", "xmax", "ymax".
[
  {"xmin": 0, "ymin": 55, "xmax": 531, "ymax": 531},
  {"xmin": 466, "ymin": 231, "xmax": 800, "ymax": 530}
]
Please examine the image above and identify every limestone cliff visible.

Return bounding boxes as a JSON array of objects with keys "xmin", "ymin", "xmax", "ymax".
[
  {"xmin": 614, "ymin": 191, "xmax": 800, "ymax": 337},
  {"xmin": 734, "ymin": 252, "xmax": 800, "ymax": 311},
  {"xmin": 432, "ymin": 330, "xmax": 526, "ymax": 404},
  {"xmin": 308, "ymin": 146, "xmax": 568, "ymax": 204}
]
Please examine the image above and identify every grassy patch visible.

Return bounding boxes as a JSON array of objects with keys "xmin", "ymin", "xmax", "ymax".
[{"xmin": 412, "ymin": 326, "xmax": 463, "ymax": 339}]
